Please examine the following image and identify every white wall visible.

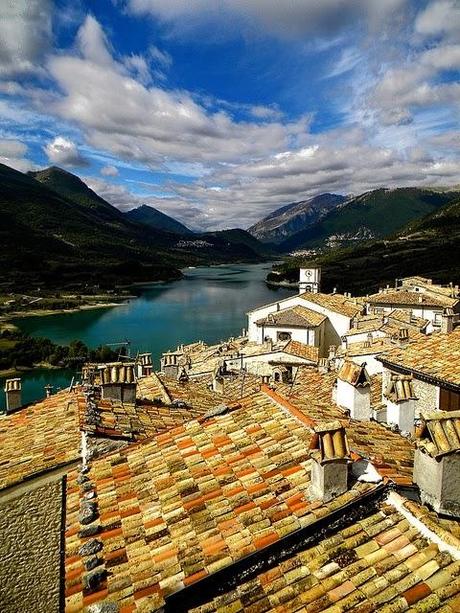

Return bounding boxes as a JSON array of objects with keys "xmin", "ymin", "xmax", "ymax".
[
  {"xmin": 260, "ymin": 326, "xmax": 314, "ymax": 346},
  {"xmin": 349, "ymin": 353, "xmax": 383, "ymax": 375},
  {"xmin": 248, "ymin": 295, "xmax": 306, "ymax": 342},
  {"xmin": 336, "ymin": 378, "xmax": 371, "ymax": 420},
  {"xmin": 386, "ymin": 399, "xmax": 415, "ymax": 433}
]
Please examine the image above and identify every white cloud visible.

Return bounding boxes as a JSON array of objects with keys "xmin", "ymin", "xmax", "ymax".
[
  {"xmin": 46, "ymin": 16, "xmax": 310, "ymax": 166},
  {"xmin": 0, "ymin": 138, "xmax": 33, "ymax": 172},
  {"xmin": 100, "ymin": 165, "xmax": 119, "ymax": 176},
  {"xmin": 126, "ymin": 0, "xmax": 408, "ymax": 39},
  {"xmin": 0, "ymin": 0, "xmax": 52, "ymax": 76},
  {"xmin": 44, "ymin": 136, "xmax": 88, "ymax": 167},
  {"xmin": 415, "ymin": 0, "xmax": 460, "ymax": 40}
]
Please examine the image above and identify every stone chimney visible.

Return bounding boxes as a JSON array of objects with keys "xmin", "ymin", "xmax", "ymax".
[
  {"xmin": 4, "ymin": 378, "xmax": 22, "ymax": 413},
  {"xmin": 44, "ymin": 384, "xmax": 54, "ymax": 398},
  {"xmin": 98, "ymin": 362, "xmax": 136, "ymax": 404},
  {"xmin": 336, "ymin": 361, "xmax": 371, "ymax": 420},
  {"xmin": 441, "ymin": 308, "xmax": 454, "ymax": 334},
  {"xmin": 161, "ymin": 351, "xmax": 181, "ymax": 378},
  {"xmin": 310, "ymin": 421, "xmax": 350, "ymax": 502},
  {"xmin": 414, "ymin": 411, "xmax": 460, "ymax": 517},
  {"xmin": 397, "ymin": 327, "xmax": 409, "ymax": 346},
  {"xmin": 384, "ymin": 374, "xmax": 417, "ymax": 433},
  {"xmin": 136, "ymin": 352, "xmax": 153, "ymax": 378},
  {"xmin": 318, "ymin": 357, "xmax": 329, "ymax": 374}
]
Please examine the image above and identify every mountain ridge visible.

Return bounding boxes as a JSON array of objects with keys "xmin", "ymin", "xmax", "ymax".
[
  {"xmin": 269, "ymin": 194, "xmax": 460, "ymax": 294},
  {"xmin": 125, "ymin": 204, "xmax": 192, "ymax": 235},
  {"xmin": 248, "ymin": 193, "xmax": 345, "ymax": 244},
  {"xmin": 277, "ymin": 187, "xmax": 460, "ymax": 253}
]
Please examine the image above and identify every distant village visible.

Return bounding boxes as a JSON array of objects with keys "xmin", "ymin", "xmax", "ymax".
[{"xmin": 1, "ymin": 268, "xmax": 460, "ymax": 612}]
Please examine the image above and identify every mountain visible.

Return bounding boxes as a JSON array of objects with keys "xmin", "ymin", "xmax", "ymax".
[
  {"xmin": 202, "ymin": 228, "xmax": 276, "ymax": 258},
  {"xmin": 0, "ymin": 164, "xmax": 269, "ymax": 291},
  {"xmin": 125, "ymin": 204, "xmax": 192, "ymax": 235},
  {"xmin": 278, "ymin": 187, "xmax": 460, "ymax": 253},
  {"xmin": 268, "ymin": 195, "xmax": 460, "ymax": 295},
  {"xmin": 29, "ymin": 166, "xmax": 127, "ymax": 224},
  {"xmin": 248, "ymin": 193, "xmax": 345, "ymax": 244}
]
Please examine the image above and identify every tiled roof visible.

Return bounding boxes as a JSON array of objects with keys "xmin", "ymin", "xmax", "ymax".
[
  {"xmin": 78, "ymin": 395, "xmax": 206, "ymax": 440},
  {"xmin": 378, "ymin": 328, "xmax": 460, "ymax": 388},
  {"xmin": 300, "ymin": 292, "xmax": 363, "ymax": 318},
  {"xmin": 270, "ymin": 369, "xmax": 414, "ymax": 484},
  {"xmin": 344, "ymin": 310, "xmax": 429, "ymax": 338},
  {"xmin": 283, "ymin": 340, "xmax": 319, "ymax": 363},
  {"xmin": 400, "ymin": 498, "xmax": 460, "ymax": 548},
  {"xmin": 190, "ymin": 502, "xmax": 460, "ymax": 613},
  {"xmin": 384, "ymin": 374, "xmax": 416, "ymax": 403},
  {"xmin": 255, "ymin": 305, "xmax": 326, "ymax": 328},
  {"xmin": 368, "ymin": 289, "xmax": 458, "ymax": 308},
  {"xmin": 338, "ymin": 361, "xmax": 370, "ymax": 387},
  {"xmin": 417, "ymin": 410, "xmax": 460, "ymax": 457},
  {"xmin": 0, "ymin": 390, "xmax": 80, "ymax": 490},
  {"xmin": 63, "ymin": 392, "xmax": 378, "ymax": 612}
]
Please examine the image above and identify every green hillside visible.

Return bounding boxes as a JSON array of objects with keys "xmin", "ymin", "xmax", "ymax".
[
  {"xmin": 125, "ymin": 204, "xmax": 192, "ymax": 235},
  {"xmin": 270, "ymin": 196, "xmax": 460, "ymax": 295},
  {"xmin": 278, "ymin": 187, "xmax": 460, "ymax": 252},
  {"xmin": 0, "ymin": 164, "xmax": 269, "ymax": 291}
]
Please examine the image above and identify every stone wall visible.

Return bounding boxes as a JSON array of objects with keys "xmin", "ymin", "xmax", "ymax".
[
  {"xmin": 0, "ymin": 480, "xmax": 63, "ymax": 613},
  {"xmin": 412, "ymin": 378, "xmax": 438, "ymax": 416}
]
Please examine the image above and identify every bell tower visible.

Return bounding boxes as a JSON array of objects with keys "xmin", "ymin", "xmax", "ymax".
[{"xmin": 299, "ymin": 267, "xmax": 321, "ymax": 294}]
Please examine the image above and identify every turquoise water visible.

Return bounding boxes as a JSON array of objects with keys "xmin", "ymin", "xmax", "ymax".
[{"xmin": 1, "ymin": 264, "xmax": 295, "ymax": 410}]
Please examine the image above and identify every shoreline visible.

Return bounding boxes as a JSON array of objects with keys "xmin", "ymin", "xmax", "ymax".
[
  {"xmin": 0, "ymin": 300, "xmax": 126, "ymax": 325},
  {"xmin": 0, "ymin": 362, "xmax": 64, "ymax": 379}
]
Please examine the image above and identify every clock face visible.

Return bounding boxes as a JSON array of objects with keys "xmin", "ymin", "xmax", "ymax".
[{"xmin": 306, "ymin": 270, "xmax": 312, "ymax": 277}]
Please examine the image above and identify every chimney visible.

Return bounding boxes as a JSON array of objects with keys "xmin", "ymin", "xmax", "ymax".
[
  {"xmin": 136, "ymin": 352, "xmax": 153, "ymax": 378},
  {"xmin": 310, "ymin": 421, "xmax": 350, "ymax": 502},
  {"xmin": 384, "ymin": 374, "xmax": 417, "ymax": 434},
  {"xmin": 441, "ymin": 309, "xmax": 454, "ymax": 334},
  {"xmin": 44, "ymin": 384, "xmax": 54, "ymax": 398},
  {"xmin": 398, "ymin": 328, "xmax": 409, "ymax": 346},
  {"xmin": 318, "ymin": 357, "xmax": 329, "ymax": 374},
  {"xmin": 328, "ymin": 345, "xmax": 337, "ymax": 360},
  {"xmin": 413, "ymin": 411, "xmax": 460, "ymax": 518},
  {"xmin": 177, "ymin": 366, "xmax": 190, "ymax": 384},
  {"xmin": 4, "ymin": 378, "xmax": 22, "ymax": 413},
  {"xmin": 336, "ymin": 361, "xmax": 371, "ymax": 420},
  {"xmin": 98, "ymin": 362, "xmax": 136, "ymax": 404}
]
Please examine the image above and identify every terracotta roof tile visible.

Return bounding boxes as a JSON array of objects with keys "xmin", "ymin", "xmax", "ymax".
[
  {"xmin": 283, "ymin": 340, "xmax": 319, "ymax": 363},
  {"xmin": 338, "ymin": 361, "xmax": 371, "ymax": 387},
  {"xmin": 417, "ymin": 410, "xmax": 460, "ymax": 457},
  {"xmin": 190, "ymin": 503, "xmax": 460, "ymax": 613},
  {"xmin": 378, "ymin": 329, "xmax": 460, "ymax": 387},
  {"xmin": 64, "ymin": 392, "xmax": 377, "ymax": 611},
  {"xmin": 300, "ymin": 292, "xmax": 364, "ymax": 318},
  {"xmin": 256, "ymin": 305, "xmax": 326, "ymax": 328},
  {"xmin": 0, "ymin": 389, "xmax": 80, "ymax": 489},
  {"xmin": 368, "ymin": 289, "xmax": 458, "ymax": 309}
]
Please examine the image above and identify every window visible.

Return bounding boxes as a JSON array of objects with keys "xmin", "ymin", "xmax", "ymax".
[
  {"xmin": 434, "ymin": 313, "xmax": 442, "ymax": 326},
  {"xmin": 277, "ymin": 331, "xmax": 291, "ymax": 342},
  {"xmin": 439, "ymin": 387, "xmax": 460, "ymax": 411}
]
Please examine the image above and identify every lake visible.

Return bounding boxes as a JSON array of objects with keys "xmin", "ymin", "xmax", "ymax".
[{"xmin": 1, "ymin": 263, "xmax": 295, "ymax": 410}]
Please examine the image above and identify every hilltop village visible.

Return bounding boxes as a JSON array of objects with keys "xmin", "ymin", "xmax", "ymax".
[{"xmin": 1, "ymin": 269, "xmax": 460, "ymax": 613}]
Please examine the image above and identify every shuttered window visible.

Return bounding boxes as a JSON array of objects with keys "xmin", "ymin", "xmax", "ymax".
[{"xmin": 439, "ymin": 387, "xmax": 460, "ymax": 411}]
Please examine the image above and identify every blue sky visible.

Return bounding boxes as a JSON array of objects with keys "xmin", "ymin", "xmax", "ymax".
[{"xmin": 0, "ymin": 0, "xmax": 459, "ymax": 230}]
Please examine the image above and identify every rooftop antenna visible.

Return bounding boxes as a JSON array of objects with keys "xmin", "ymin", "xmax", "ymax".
[{"xmin": 106, "ymin": 339, "xmax": 132, "ymax": 360}]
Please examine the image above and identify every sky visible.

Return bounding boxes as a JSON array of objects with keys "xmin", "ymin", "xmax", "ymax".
[{"xmin": 0, "ymin": 0, "xmax": 459, "ymax": 231}]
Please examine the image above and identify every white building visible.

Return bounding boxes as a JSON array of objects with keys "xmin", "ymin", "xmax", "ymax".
[
  {"xmin": 247, "ymin": 267, "xmax": 363, "ymax": 356},
  {"xmin": 367, "ymin": 276, "xmax": 459, "ymax": 329}
]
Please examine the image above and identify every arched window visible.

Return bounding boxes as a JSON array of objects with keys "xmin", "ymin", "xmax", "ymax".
[{"xmin": 277, "ymin": 331, "xmax": 291, "ymax": 342}]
